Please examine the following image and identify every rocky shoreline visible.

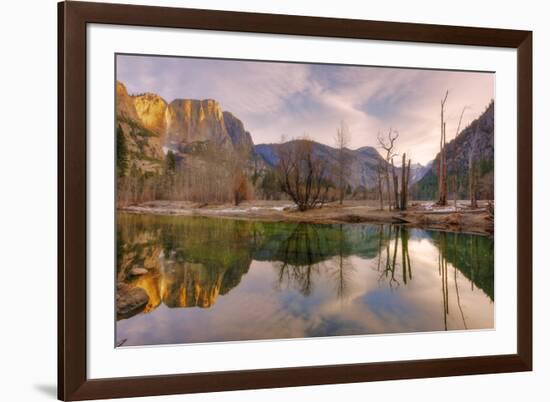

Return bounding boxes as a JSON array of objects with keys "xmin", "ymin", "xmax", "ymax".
[
  {"xmin": 116, "ymin": 282, "xmax": 149, "ymax": 320},
  {"xmin": 119, "ymin": 200, "xmax": 494, "ymax": 236}
]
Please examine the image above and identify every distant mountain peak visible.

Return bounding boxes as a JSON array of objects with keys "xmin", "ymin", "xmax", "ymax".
[
  {"xmin": 413, "ymin": 101, "xmax": 494, "ymax": 199},
  {"xmin": 223, "ymin": 111, "xmax": 254, "ymax": 151}
]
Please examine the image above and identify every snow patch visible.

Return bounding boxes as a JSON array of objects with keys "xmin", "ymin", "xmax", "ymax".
[{"xmin": 208, "ymin": 204, "xmax": 294, "ymax": 214}]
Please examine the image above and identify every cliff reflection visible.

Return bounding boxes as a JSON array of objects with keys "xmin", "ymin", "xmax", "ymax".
[
  {"xmin": 117, "ymin": 215, "xmax": 253, "ymax": 313},
  {"xmin": 117, "ymin": 214, "xmax": 493, "ymax": 326}
]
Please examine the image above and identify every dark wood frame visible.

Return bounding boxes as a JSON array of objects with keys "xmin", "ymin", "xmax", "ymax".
[{"xmin": 58, "ymin": 1, "xmax": 532, "ymax": 400}]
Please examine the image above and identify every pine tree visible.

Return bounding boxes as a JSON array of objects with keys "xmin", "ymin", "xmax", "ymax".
[
  {"xmin": 165, "ymin": 150, "xmax": 177, "ymax": 173},
  {"xmin": 116, "ymin": 124, "xmax": 128, "ymax": 177},
  {"xmin": 162, "ymin": 150, "xmax": 177, "ymax": 199}
]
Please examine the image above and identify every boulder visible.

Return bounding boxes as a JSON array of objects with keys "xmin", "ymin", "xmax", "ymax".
[
  {"xmin": 130, "ymin": 267, "xmax": 148, "ymax": 276},
  {"xmin": 117, "ymin": 283, "xmax": 149, "ymax": 319}
]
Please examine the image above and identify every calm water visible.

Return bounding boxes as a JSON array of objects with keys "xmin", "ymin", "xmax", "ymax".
[{"xmin": 116, "ymin": 213, "xmax": 494, "ymax": 347}]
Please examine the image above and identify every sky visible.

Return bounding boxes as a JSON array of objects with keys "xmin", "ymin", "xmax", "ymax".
[{"xmin": 117, "ymin": 54, "xmax": 494, "ymax": 165}]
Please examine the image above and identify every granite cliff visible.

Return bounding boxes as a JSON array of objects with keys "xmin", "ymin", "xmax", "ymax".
[{"xmin": 116, "ymin": 81, "xmax": 255, "ymax": 174}]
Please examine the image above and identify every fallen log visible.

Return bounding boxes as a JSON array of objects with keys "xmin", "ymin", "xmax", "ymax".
[{"xmin": 416, "ymin": 209, "xmax": 486, "ymax": 215}]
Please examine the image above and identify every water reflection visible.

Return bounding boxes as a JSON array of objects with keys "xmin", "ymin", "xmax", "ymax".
[
  {"xmin": 116, "ymin": 214, "xmax": 494, "ymax": 346},
  {"xmin": 273, "ymin": 224, "xmax": 357, "ymax": 300}
]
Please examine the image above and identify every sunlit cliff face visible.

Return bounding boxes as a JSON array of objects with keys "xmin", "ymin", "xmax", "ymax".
[
  {"xmin": 116, "ymin": 81, "xmax": 139, "ymax": 120},
  {"xmin": 133, "ymin": 93, "xmax": 168, "ymax": 135},
  {"xmin": 117, "ymin": 80, "xmax": 243, "ymax": 154},
  {"xmin": 165, "ymin": 99, "xmax": 230, "ymax": 147}
]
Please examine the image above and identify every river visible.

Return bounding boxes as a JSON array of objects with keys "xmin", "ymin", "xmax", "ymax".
[{"xmin": 116, "ymin": 213, "xmax": 494, "ymax": 346}]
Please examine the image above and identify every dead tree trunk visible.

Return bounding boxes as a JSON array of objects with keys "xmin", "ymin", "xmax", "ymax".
[
  {"xmin": 437, "ymin": 91, "xmax": 449, "ymax": 205},
  {"xmin": 377, "ymin": 164, "xmax": 384, "ymax": 210},
  {"xmin": 469, "ymin": 123, "xmax": 481, "ymax": 208},
  {"xmin": 399, "ymin": 154, "xmax": 411, "ymax": 210},
  {"xmin": 406, "ymin": 159, "xmax": 411, "ymax": 207},
  {"xmin": 393, "ymin": 175, "xmax": 399, "ymax": 210},
  {"xmin": 397, "ymin": 154, "xmax": 411, "ymax": 211},
  {"xmin": 469, "ymin": 158, "xmax": 477, "ymax": 208},
  {"xmin": 334, "ymin": 120, "xmax": 351, "ymax": 205},
  {"xmin": 451, "ymin": 107, "xmax": 467, "ymax": 210},
  {"xmin": 452, "ymin": 176, "xmax": 457, "ymax": 210},
  {"xmin": 439, "ymin": 122, "xmax": 447, "ymax": 205},
  {"xmin": 399, "ymin": 152, "xmax": 407, "ymax": 211},
  {"xmin": 377, "ymin": 129, "xmax": 399, "ymax": 211},
  {"xmin": 392, "ymin": 159, "xmax": 399, "ymax": 210},
  {"xmin": 385, "ymin": 165, "xmax": 393, "ymax": 210}
]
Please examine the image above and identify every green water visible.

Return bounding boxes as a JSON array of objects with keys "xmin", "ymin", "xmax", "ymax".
[{"xmin": 116, "ymin": 213, "xmax": 494, "ymax": 346}]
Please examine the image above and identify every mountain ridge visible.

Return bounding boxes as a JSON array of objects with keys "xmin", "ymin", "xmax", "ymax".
[
  {"xmin": 254, "ymin": 140, "xmax": 427, "ymax": 190},
  {"xmin": 118, "ymin": 81, "xmax": 498, "ymax": 200},
  {"xmin": 413, "ymin": 101, "xmax": 494, "ymax": 200}
]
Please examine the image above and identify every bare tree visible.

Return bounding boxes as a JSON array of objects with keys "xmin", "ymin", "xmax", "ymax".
[
  {"xmin": 437, "ymin": 90, "xmax": 449, "ymax": 206},
  {"xmin": 398, "ymin": 153, "xmax": 412, "ymax": 210},
  {"xmin": 469, "ymin": 122, "xmax": 481, "ymax": 208},
  {"xmin": 392, "ymin": 158, "xmax": 399, "ymax": 210},
  {"xmin": 276, "ymin": 137, "xmax": 330, "ymax": 211},
  {"xmin": 376, "ymin": 163, "xmax": 384, "ymax": 210},
  {"xmin": 377, "ymin": 128, "xmax": 399, "ymax": 210},
  {"xmin": 451, "ymin": 106, "xmax": 468, "ymax": 209},
  {"xmin": 334, "ymin": 120, "xmax": 351, "ymax": 205},
  {"xmin": 232, "ymin": 171, "xmax": 249, "ymax": 205},
  {"xmin": 229, "ymin": 147, "xmax": 253, "ymax": 206}
]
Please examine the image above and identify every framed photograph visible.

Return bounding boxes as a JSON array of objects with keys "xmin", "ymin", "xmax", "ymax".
[{"xmin": 58, "ymin": 1, "xmax": 532, "ymax": 400}]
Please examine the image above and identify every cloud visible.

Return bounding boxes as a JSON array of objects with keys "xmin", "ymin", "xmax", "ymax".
[{"xmin": 117, "ymin": 55, "xmax": 494, "ymax": 164}]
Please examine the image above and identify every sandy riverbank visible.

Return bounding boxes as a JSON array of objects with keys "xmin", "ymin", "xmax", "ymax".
[{"xmin": 119, "ymin": 199, "xmax": 494, "ymax": 235}]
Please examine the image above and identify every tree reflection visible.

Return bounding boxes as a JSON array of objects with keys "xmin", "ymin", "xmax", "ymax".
[
  {"xmin": 117, "ymin": 214, "xmax": 493, "ymax": 322},
  {"xmin": 432, "ymin": 231, "xmax": 494, "ymax": 330},
  {"xmin": 274, "ymin": 223, "xmax": 356, "ymax": 302},
  {"xmin": 454, "ymin": 233, "xmax": 468, "ymax": 329},
  {"xmin": 379, "ymin": 225, "xmax": 399, "ymax": 288},
  {"xmin": 331, "ymin": 224, "xmax": 356, "ymax": 302},
  {"xmin": 438, "ymin": 232, "xmax": 450, "ymax": 330},
  {"xmin": 401, "ymin": 226, "xmax": 413, "ymax": 284},
  {"xmin": 376, "ymin": 225, "xmax": 413, "ymax": 289},
  {"xmin": 274, "ymin": 224, "xmax": 321, "ymax": 296}
]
